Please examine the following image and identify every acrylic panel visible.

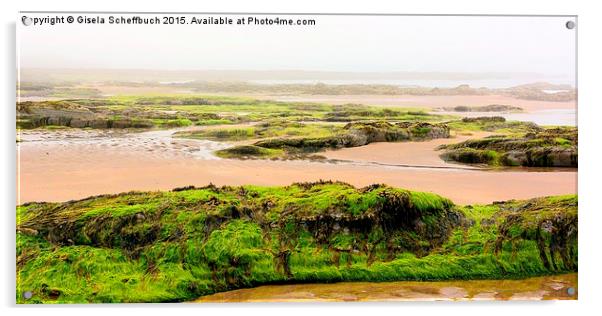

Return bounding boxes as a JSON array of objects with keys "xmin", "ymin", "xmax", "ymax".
[{"xmin": 16, "ymin": 13, "xmax": 577, "ymax": 303}]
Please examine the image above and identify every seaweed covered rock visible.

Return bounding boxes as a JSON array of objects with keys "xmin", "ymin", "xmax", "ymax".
[
  {"xmin": 17, "ymin": 182, "xmax": 465, "ymax": 302},
  {"xmin": 448, "ymin": 116, "xmax": 541, "ymax": 133},
  {"xmin": 461, "ymin": 116, "xmax": 507, "ymax": 123},
  {"xmin": 17, "ymin": 100, "xmax": 159, "ymax": 129},
  {"xmin": 493, "ymin": 195, "xmax": 578, "ymax": 271},
  {"xmin": 215, "ymin": 145, "xmax": 283, "ymax": 159},
  {"xmin": 442, "ymin": 105, "xmax": 523, "ymax": 112},
  {"xmin": 16, "ymin": 184, "xmax": 577, "ymax": 303},
  {"xmin": 222, "ymin": 122, "xmax": 450, "ymax": 159},
  {"xmin": 439, "ymin": 127, "xmax": 577, "ymax": 167},
  {"xmin": 17, "ymin": 182, "xmax": 461, "ymax": 258},
  {"xmin": 17, "ymin": 99, "xmax": 206, "ymax": 129}
]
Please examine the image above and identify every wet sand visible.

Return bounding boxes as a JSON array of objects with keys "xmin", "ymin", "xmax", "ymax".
[
  {"xmin": 17, "ymin": 129, "xmax": 576, "ymax": 205},
  {"xmin": 195, "ymin": 273, "xmax": 577, "ymax": 302},
  {"xmin": 321, "ymin": 132, "xmax": 489, "ymax": 168}
]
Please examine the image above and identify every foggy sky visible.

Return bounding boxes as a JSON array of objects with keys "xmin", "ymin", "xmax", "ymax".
[{"xmin": 17, "ymin": 14, "xmax": 576, "ymax": 80}]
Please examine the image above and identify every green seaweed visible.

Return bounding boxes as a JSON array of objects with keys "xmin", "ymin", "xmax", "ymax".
[{"xmin": 16, "ymin": 183, "xmax": 577, "ymax": 303}]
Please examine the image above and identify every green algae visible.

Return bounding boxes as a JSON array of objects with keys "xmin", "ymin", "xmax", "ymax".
[
  {"xmin": 214, "ymin": 121, "xmax": 450, "ymax": 159},
  {"xmin": 16, "ymin": 183, "xmax": 577, "ymax": 303},
  {"xmin": 17, "ymin": 95, "xmax": 451, "ymax": 130},
  {"xmin": 440, "ymin": 126, "xmax": 578, "ymax": 167}
]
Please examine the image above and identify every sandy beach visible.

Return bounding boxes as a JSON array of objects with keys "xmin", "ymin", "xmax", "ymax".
[
  {"xmin": 321, "ymin": 132, "xmax": 490, "ymax": 168},
  {"xmin": 17, "ymin": 128, "xmax": 576, "ymax": 205}
]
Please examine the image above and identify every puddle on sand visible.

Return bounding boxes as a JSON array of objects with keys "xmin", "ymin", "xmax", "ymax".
[
  {"xmin": 17, "ymin": 127, "xmax": 232, "ymax": 160},
  {"xmin": 194, "ymin": 273, "xmax": 577, "ymax": 302}
]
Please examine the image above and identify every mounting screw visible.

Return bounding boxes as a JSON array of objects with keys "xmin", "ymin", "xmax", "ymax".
[
  {"xmin": 567, "ymin": 287, "xmax": 576, "ymax": 296},
  {"xmin": 566, "ymin": 21, "xmax": 576, "ymax": 30},
  {"xmin": 22, "ymin": 16, "xmax": 32, "ymax": 26}
]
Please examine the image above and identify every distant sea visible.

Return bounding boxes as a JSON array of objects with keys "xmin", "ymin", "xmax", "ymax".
[
  {"xmin": 249, "ymin": 78, "xmax": 575, "ymax": 89},
  {"xmin": 436, "ymin": 109, "xmax": 576, "ymax": 127}
]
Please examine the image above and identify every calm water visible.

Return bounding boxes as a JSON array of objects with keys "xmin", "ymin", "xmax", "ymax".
[
  {"xmin": 195, "ymin": 273, "xmax": 577, "ymax": 302},
  {"xmin": 250, "ymin": 78, "xmax": 574, "ymax": 89},
  {"xmin": 435, "ymin": 109, "xmax": 576, "ymax": 126}
]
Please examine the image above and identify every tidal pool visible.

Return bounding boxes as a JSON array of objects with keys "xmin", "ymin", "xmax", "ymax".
[{"xmin": 195, "ymin": 273, "xmax": 577, "ymax": 302}]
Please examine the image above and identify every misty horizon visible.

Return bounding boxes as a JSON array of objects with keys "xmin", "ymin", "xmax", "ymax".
[
  {"xmin": 18, "ymin": 68, "xmax": 575, "ymax": 89},
  {"xmin": 18, "ymin": 14, "xmax": 576, "ymax": 84}
]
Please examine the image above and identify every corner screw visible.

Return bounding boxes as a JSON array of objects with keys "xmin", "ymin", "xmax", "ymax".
[
  {"xmin": 567, "ymin": 287, "xmax": 576, "ymax": 296},
  {"xmin": 566, "ymin": 21, "xmax": 575, "ymax": 30},
  {"xmin": 22, "ymin": 291, "xmax": 32, "ymax": 299},
  {"xmin": 22, "ymin": 16, "xmax": 32, "ymax": 26}
]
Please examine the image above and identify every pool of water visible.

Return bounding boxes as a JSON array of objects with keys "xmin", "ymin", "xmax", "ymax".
[
  {"xmin": 435, "ymin": 109, "xmax": 576, "ymax": 126},
  {"xmin": 194, "ymin": 273, "xmax": 577, "ymax": 302}
]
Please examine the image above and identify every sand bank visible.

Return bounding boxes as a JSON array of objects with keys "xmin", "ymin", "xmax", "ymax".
[{"xmin": 17, "ymin": 129, "xmax": 576, "ymax": 205}]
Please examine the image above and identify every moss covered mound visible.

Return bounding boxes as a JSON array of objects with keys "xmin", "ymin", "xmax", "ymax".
[
  {"xmin": 16, "ymin": 182, "xmax": 577, "ymax": 303},
  {"xmin": 215, "ymin": 145, "xmax": 283, "ymax": 159},
  {"xmin": 493, "ymin": 195, "xmax": 578, "ymax": 272},
  {"xmin": 217, "ymin": 121, "xmax": 450, "ymax": 159},
  {"xmin": 17, "ymin": 99, "xmax": 223, "ymax": 129},
  {"xmin": 446, "ymin": 116, "xmax": 541, "ymax": 134},
  {"xmin": 442, "ymin": 105, "xmax": 523, "ymax": 112},
  {"xmin": 439, "ymin": 127, "xmax": 577, "ymax": 167},
  {"xmin": 175, "ymin": 121, "xmax": 343, "ymax": 141},
  {"xmin": 17, "ymin": 96, "xmax": 450, "ymax": 130}
]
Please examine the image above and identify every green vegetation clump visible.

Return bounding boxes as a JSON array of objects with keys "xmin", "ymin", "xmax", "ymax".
[
  {"xmin": 182, "ymin": 81, "xmax": 575, "ymax": 102},
  {"xmin": 446, "ymin": 116, "xmax": 540, "ymax": 134},
  {"xmin": 18, "ymin": 82, "xmax": 102, "ymax": 98},
  {"xmin": 175, "ymin": 121, "xmax": 343, "ymax": 141},
  {"xmin": 18, "ymin": 80, "xmax": 576, "ymax": 102},
  {"xmin": 323, "ymin": 106, "xmax": 436, "ymax": 122},
  {"xmin": 16, "ymin": 182, "xmax": 577, "ymax": 303},
  {"xmin": 214, "ymin": 121, "xmax": 450, "ymax": 159},
  {"xmin": 441, "ymin": 105, "xmax": 523, "ymax": 112},
  {"xmin": 17, "ymin": 96, "xmax": 451, "ymax": 130},
  {"xmin": 153, "ymin": 118, "xmax": 193, "ymax": 128},
  {"xmin": 493, "ymin": 195, "xmax": 577, "ymax": 272},
  {"xmin": 215, "ymin": 145, "xmax": 284, "ymax": 159},
  {"xmin": 439, "ymin": 127, "xmax": 577, "ymax": 167}
]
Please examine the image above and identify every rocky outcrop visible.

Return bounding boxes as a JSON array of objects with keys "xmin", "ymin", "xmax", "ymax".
[
  {"xmin": 494, "ymin": 195, "xmax": 578, "ymax": 271},
  {"xmin": 18, "ymin": 182, "xmax": 464, "ymax": 272},
  {"xmin": 18, "ymin": 100, "xmax": 167, "ymax": 129},
  {"xmin": 16, "ymin": 184, "xmax": 578, "ymax": 303},
  {"xmin": 439, "ymin": 127, "xmax": 577, "ymax": 167},
  {"xmin": 441, "ymin": 104, "xmax": 523, "ymax": 112},
  {"xmin": 233, "ymin": 122, "xmax": 450, "ymax": 158}
]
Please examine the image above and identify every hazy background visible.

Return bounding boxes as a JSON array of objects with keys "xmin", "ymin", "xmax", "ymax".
[{"xmin": 17, "ymin": 14, "xmax": 576, "ymax": 87}]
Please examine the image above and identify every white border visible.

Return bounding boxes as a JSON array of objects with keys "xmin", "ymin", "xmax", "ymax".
[{"xmin": 2, "ymin": 0, "xmax": 601, "ymax": 315}]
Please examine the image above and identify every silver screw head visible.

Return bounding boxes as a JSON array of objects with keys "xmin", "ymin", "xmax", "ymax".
[
  {"xmin": 22, "ymin": 16, "xmax": 32, "ymax": 26},
  {"xmin": 567, "ymin": 287, "xmax": 576, "ymax": 296},
  {"xmin": 566, "ymin": 20, "xmax": 576, "ymax": 29}
]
